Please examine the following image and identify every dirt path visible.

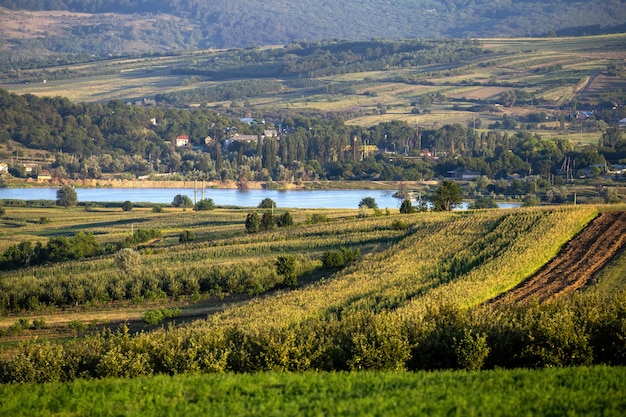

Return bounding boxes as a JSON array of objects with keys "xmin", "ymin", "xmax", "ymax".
[{"xmin": 492, "ymin": 211, "xmax": 626, "ymax": 305}]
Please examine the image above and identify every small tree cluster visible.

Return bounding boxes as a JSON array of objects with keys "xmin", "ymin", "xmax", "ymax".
[
  {"xmin": 246, "ymin": 211, "xmax": 293, "ymax": 233},
  {"xmin": 172, "ymin": 194, "xmax": 193, "ymax": 208},
  {"xmin": 194, "ymin": 198, "xmax": 215, "ymax": 211},
  {"xmin": 322, "ymin": 247, "xmax": 361, "ymax": 269}
]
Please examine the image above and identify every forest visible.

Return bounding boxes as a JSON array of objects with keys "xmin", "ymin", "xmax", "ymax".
[{"xmin": 1, "ymin": 0, "xmax": 626, "ymax": 68}]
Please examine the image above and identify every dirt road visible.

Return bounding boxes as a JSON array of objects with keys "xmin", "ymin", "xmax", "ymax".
[{"xmin": 492, "ymin": 211, "xmax": 626, "ymax": 304}]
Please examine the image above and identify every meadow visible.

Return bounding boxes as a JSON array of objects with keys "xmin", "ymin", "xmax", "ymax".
[{"xmin": 1, "ymin": 367, "xmax": 625, "ymax": 416}]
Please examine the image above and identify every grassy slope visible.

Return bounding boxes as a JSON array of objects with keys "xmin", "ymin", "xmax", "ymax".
[{"xmin": 0, "ymin": 367, "xmax": 624, "ymax": 416}]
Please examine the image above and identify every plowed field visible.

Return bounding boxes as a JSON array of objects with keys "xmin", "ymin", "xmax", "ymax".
[{"xmin": 492, "ymin": 211, "xmax": 626, "ymax": 304}]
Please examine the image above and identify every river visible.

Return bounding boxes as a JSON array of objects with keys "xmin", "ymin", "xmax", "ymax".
[{"xmin": 0, "ymin": 187, "xmax": 521, "ymax": 210}]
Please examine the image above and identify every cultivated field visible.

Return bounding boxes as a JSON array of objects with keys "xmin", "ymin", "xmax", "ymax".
[{"xmin": 3, "ymin": 34, "xmax": 624, "ymax": 141}]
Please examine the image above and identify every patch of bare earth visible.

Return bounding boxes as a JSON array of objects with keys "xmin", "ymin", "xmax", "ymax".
[{"xmin": 492, "ymin": 211, "xmax": 626, "ymax": 305}]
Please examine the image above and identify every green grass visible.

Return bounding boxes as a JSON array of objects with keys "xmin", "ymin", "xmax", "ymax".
[{"xmin": 0, "ymin": 367, "xmax": 624, "ymax": 416}]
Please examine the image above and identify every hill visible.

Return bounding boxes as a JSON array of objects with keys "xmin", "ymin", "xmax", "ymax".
[{"xmin": 0, "ymin": 0, "xmax": 625, "ymax": 61}]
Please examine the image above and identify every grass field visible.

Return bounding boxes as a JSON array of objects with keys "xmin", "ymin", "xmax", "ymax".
[{"xmin": 0, "ymin": 367, "xmax": 624, "ymax": 416}]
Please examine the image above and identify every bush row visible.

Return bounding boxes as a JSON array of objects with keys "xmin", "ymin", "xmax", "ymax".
[
  {"xmin": 1, "ymin": 290, "xmax": 624, "ymax": 383},
  {"xmin": 0, "ymin": 256, "xmax": 318, "ymax": 313}
]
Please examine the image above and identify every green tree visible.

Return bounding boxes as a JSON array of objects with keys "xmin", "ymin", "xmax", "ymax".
[
  {"xmin": 56, "ymin": 186, "xmax": 77, "ymax": 207},
  {"xmin": 399, "ymin": 198, "xmax": 414, "ymax": 214},
  {"xmin": 121, "ymin": 201, "xmax": 133, "ymax": 211},
  {"xmin": 172, "ymin": 194, "xmax": 193, "ymax": 208},
  {"xmin": 276, "ymin": 255, "xmax": 297, "ymax": 287},
  {"xmin": 260, "ymin": 211, "xmax": 275, "ymax": 231},
  {"xmin": 431, "ymin": 180, "xmax": 462, "ymax": 211},
  {"xmin": 258, "ymin": 198, "xmax": 276, "ymax": 209},
  {"xmin": 359, "ymin": 197, "xmax": 378, "ymax": 209},
  {"xmin": 245, "ymin": 212, "xmax": 260, "ymax": 233},
  {"xmin": 194, "ymin": 198, "xmax": 215, "ymax": 211}
]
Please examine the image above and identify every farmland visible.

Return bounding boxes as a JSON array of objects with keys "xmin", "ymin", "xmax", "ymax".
[
  {"xmin": 1, "ymin": 200, "xmax": 626, "ymax": 413},
  {"xmin": 3, "ymin": 34, "xmax": 624, "ymax": 140}
]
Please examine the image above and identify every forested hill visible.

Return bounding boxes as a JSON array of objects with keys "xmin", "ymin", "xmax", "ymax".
[{"xmin": 1, "ymin": 0, "xmax": 625, "ymax": 56}]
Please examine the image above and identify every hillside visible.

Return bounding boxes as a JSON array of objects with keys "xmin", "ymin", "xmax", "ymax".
[
  {"xmin": 0, "ymin": 0, "xmax": 625, "ymax": 61},
  {"xmin": 3, "ymin": 204, "xmax": 626, "ymax": 378}
]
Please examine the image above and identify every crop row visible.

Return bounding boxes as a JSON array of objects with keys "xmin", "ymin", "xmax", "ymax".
[{"xmin": 1, "ymin": 288, "xmax": 624, "ymax": 383}]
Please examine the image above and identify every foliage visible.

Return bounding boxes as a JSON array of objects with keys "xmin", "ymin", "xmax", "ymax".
[
  {"xmin": 121, "ymin": 201, "xmax": 133, "ymax": 212},
  {"xmin": 358, "ymin": 197, "xmax": 378, "ymax": 209},
  {"xmin": 245, "ymin": 212, "xmax": 259, "ymax": 234},
  {"xmin": 194, "ymin": 198, "xmax": 215, "ymax": 211},
  {"xmin": 179, "ymin": 230, "xmax": 195, "ymax": 243},
  {"xmin": 56, "ymin": 186, "xmax": 77, "ymax": 207},
  {"xmin": 275, "ymin": 211, "xmax": 294, "ymax": 228},
  {"xmin": 276, "ymin": 255, "xmax": 297, "ymax": 288},
  {"xmin": 143, "ymin": 308, "xmax": 182, "ymax": 326},
  {"xmin": 322, "ymin": 247, "xmax": 361, "ymax": 269},
  {"xmin": 258, "ymin": 198, "xmax": 277, "ymax": 209},
  {"xmin": 431, "ymin": 181, "xmax": 462, "ymax": 211},
  {"xmin": 172, "ymin": 194, "xmax": 193, "ymax": 208},
  {"xmin": 469, "ymin": 196, "xmax": 498, "ymax": 210},
  {"xmin": 114, "ymin": 248, "xmax": 141, "ymax": 275},
  {"xmin": 124, "ymin": 228, "xmax": 162, "ymax": 245},
  {"xmin": 259, "ymin": 212, "xmax": 275, "ymax": 231},
  {"xmin": 0, "ymin": 231, "xmax": 101, "ymax": 270},
  {"xmin": 399, "ymin": 199, "xmax": 414, "ymax": 214}
]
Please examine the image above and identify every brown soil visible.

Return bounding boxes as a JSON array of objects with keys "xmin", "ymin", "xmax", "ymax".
[{"xmin": 492, "ymin": 211, "xmax": 626, "ymax": 305}]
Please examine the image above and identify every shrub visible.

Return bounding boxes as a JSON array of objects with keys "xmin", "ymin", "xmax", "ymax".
[
  {"xmin": 276, "ymin": 211, "xmax": 294, "ymax": 227},
  {"xmin": 121, "ymin": 201, "xmax": 133, "ymax": 211},
  {"xmin": 152, "ymin": 205, "xmax": 164, "ymax": 213},
  {"xmin": 322, "ymin": 247, "xmax": 360, "ymax": 269},
  {"xmin": 276, "ymin": 255, "xmax": 297, "ymax": 287},
  {"xmin": 469, "ymin": 196, "xmax": 498, "ymax": 209},
  {"xmin": 194, "ymin": 198, "xmax": 215, "ymax": 211},
  {"xmin": 115, "ymin": 248, "xmax": 141, "ymax": 275},
  {"xmin": 391, "ymin": 219, "xmax": 408, "ymax": 230},
  {"xmin": 399, "ymin": 199, "xmax": 415, "ymax": 214},
  {"xmin": 308, "ymin": 213, "xmax": 328, "ymax": 224},
  {"xmin": 179, "ymin": 230, "xmax": 196, "ymax": 243},
  {"xmin": 245, "ymin": 212, "xmax": 260, "ymax": 233},
  {"xmin": 260, "ymin": 212, "xmax": 275, "ymax": 231}
]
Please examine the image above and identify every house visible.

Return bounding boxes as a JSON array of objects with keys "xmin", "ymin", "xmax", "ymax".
[
  {"xmin": 618, "ymin": 117, "xmax": 626, "ymax": 127},
  {"xmin": 263, "ymin": 130, "xmax": 278, "ymax": 138},
  {"xmin": 420, "ymin": 148, "xmax": 433, "ymax": 158},
  {"xmin": 448, "ymin": 168, "xmax": 481, "ymax": 180},
  {"xmin": 175, "ymin": 135, "xmax": 190, "ymax": 147},
  {"xmin": 223, "ymin": 134, "xmax": 258, "ymax": 151},
  {"xmin": 36, "ymin": 171, "xmax": 52, "ymax": 182},
  {"xmin": 575, "ymin": 111, "xmax": 594, "ymax": 120}
]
